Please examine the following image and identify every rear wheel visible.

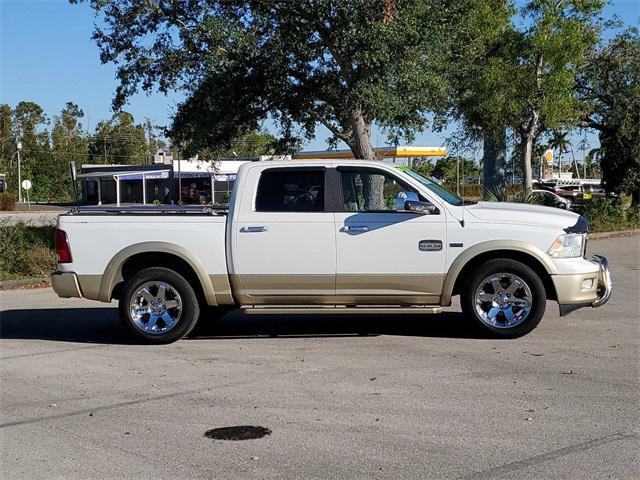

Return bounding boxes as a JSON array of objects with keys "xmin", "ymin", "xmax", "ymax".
[
  {"xmin": 118, "ymin": 267, "xmax": 200, "ymax": 344},
  {"xmin": 461, "ymin": 259, "xmax": 546, "ymax": 338}
]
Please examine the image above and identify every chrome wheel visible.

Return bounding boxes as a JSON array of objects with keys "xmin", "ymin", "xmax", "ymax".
[
  {"xmin": 474, "ymin": 273, "xmax": 532, "ymax": 329},
  {"xmin": 129, "ymin": 281, "xmax": 182, "ymax": 335}
]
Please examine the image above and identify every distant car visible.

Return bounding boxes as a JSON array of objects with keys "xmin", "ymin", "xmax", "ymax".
[
  {"xmin": 579, "ymin": 184, "xmax": 609, "ymax": 203},
  {"xmin": 533, "ymin": 189, "xmax": 572, "ymax": 210}
]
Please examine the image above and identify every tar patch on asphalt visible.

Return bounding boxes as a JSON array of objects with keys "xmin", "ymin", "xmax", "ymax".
[{"xmin": 204, "ymin": 426, "xmax": 272, "ymax": 441}]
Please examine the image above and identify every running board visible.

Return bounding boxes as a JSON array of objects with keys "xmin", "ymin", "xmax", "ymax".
[{"xmin": 241, "ymin": 306, "xmax": 443, "ymax": 315}]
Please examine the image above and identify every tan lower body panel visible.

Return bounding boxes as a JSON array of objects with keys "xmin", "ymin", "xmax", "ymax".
[
  {"xmin": 209, "ymin": 274, "xmax": 235, "ymax": 305},
  {"xmin": 76, "ymin": 275, "xmax": 103, "ymax": 300},
  {"xmin": 229, "ymin": 273, "xmax": 443, "ymax": 306}
]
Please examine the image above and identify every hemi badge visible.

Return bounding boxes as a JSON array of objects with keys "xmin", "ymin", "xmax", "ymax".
[
  {"xmin": 449, "ymin": 243, "xmax": 463, "ymax": 247},
  {"xmin": 419, "ymin": 240, "xmax": 443, "ymax": 252}
]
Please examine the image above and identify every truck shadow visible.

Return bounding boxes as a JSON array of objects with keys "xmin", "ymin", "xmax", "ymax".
[{"xmin": 0, "ymin": 307, "xmax": 486, "ymax": 344}]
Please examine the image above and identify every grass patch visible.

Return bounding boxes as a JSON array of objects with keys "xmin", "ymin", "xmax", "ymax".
[{"xmin": 0, "ymin": 221, "xmax": 57, "ymax": 281}]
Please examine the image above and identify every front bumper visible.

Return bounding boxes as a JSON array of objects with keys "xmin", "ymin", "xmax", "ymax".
[
  {"xmin": 51, "ymin": 271, "xmax": 83, "ymax": 298},
  {"xmin": 555, "ymin": 255, "xmax": 612, "ymax": 316}
]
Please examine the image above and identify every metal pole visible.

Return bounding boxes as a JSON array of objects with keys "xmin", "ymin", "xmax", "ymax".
[
  {"xmin": 211, "ymin": 174, "xmax": 215, "ymax": 205},
  {"xmin": 17, "ymin": 148, "xmax": 22, "ymax": 203},
  {"xmin": 178, "ymin": 160, "xmax": 182, "ymax": 203},
  {"xmin": 142, "ymin": 173, "xmax": 146, "ymax": 205},
  {"xmin": 97, "ymin": 179, "xmax": 102, "ymax": 205},
  {"xmin": 456, "ymin": 156, "xmax": 460, "ymax": 196},
  {"xmin": 116, "ymin": 176, "xmax": 121, "ymax": 206},
  {"xmin": 582, "ymin": 131, "xmax": 587, "ymax": 179}
]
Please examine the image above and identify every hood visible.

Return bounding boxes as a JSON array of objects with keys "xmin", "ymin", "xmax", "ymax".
[{"xmin": 466, "ymin": 201, "xmax": 581, "ymax": 230}]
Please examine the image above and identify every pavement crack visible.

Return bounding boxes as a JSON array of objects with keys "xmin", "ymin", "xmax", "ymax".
[
  {"xmin": 0, "ymin": 344, "xmax": 108, "ymax": 360},
  {"xmin": 460, "ymin": 430, "xmax": 639, "ymax": 479},
  {"xmin": 0, "ymin": 377, "xmax": 262, "ymax": 429}
]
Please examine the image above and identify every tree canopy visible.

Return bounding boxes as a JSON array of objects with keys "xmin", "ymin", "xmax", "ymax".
[
  {"xmin": 578, "ymin": 28, "xmax": 640, "ymax": 207},
  {"xmin": 445, "ymin": 0, "xmax": 604, "ymax": 192},
  {"xmin": 73, "ymin": 0, "xmax": 464, "ymax": 159}
]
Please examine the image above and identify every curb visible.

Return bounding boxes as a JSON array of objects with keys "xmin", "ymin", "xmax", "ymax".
[
  {"xmin": 589, "ymin": 229, "xmax": 640, "ymax": 240},
  {"xmin": 0, "ymin": 276, "xmax": 50, "ymax": 290}
]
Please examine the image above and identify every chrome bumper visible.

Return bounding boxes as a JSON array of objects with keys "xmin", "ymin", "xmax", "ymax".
[
  {"xmin": 591, "ymin": 254, "xmax": 612, "ymax": 308},
  {"xmin": 557, "ymin": 254, "xmax": 612, "ymax": 316}
]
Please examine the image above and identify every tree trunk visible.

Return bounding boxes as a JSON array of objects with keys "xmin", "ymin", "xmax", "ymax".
[
  {"xmin": 521, "ymin": 132, "xmax": 534, "ymax": 193},
  {"xmin": 482, "ymin": 128, "xmax": 506, "ymax": 198},
  {"xmin": 347, "ymin": 107, "xmax": 385, "ymax": 209},
  {"xmin": 632, "ymin": 189, "xmax": 640, "ymax": 212},
  {"xmin": 348, "ymin": 107, "xmax": 375, "ymax": 160}
]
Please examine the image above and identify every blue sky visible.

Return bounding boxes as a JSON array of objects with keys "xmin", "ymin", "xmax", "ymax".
[{"xmin": 1, "ymin": 0, "xmax": 638, "ymax": 155}]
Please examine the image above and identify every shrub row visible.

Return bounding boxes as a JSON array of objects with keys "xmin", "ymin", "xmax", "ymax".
[
  {"xmin": 0, "ymin": 222, "xmax": 57, "ymax": 281},
  {"xmin": 0, "ymin": 192, "xmax": 17, "ymax": 211},
  {"xmin": 575, "ymin": 197, "xmax": 640, "ymax": 233}
]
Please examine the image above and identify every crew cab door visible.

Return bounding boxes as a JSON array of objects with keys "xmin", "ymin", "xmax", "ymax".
[
  {"xmin": 230, "ymin": 166, "xmax": 336, "ymax": 304},
  {"xmin": 333, "ymin": 167, "xmax": 447, "ymax": 305}
]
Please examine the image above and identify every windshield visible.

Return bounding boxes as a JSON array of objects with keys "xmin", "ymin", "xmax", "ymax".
[{"xmin": 398, "ymin": 168, "xmax": 464, "ymax": 206}]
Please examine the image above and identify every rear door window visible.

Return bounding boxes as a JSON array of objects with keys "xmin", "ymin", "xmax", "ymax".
[{"xmin": 255, "ymin": 169, "xmax": 325, "ymax": 212}]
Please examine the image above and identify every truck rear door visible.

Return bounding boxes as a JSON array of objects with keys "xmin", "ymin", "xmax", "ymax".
[{"xmin": 230, "ymin": 166, "xmax": 336, "ymax": 305}]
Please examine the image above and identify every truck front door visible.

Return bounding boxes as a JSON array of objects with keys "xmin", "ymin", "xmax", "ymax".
[
  {"xmin": 333, "ymin": 167, "xmax": 447, "ymax": 305},
  {"xmin": 231, "ymin": 166, "xmax": 336, "ymax": 305}
]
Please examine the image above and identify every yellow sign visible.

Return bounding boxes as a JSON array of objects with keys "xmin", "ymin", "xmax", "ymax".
[{"xmin": 544, "ymin": 149, "xmax": 554, "ymax": 164}]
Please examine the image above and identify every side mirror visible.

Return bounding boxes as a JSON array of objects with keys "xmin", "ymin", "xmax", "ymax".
[
  {"xmin": 395, "ymin": 191, "xmax": 419, "ymax": 210},
  {"xmin": 405, "ymin": 200, "xmax": 438, "ymax": 215}
]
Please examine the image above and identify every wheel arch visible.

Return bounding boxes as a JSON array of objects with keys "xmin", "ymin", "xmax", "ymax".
[
  {"xmin": 99, "ymin": 242, "xmax": 219, "ymax": 306},
  {"xmin": 441, "ymin": 241, "xmax": 558, "ymax": 306}
]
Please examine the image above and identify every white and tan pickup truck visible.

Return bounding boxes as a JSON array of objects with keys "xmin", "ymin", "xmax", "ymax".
[{"xmin": 51, "ymin": 159, "xmax": 612, "ymax": 343}]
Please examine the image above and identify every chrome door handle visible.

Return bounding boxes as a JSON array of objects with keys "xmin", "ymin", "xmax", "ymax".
[
  {"xmin": 344, "ymin": 225, "xmax": 369, "ymax": 233},
  {"xmin": 240, "ymin": 226, "xmax": 268, "ymax": 233}
]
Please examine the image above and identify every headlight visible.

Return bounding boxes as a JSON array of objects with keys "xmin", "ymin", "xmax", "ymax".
[{"xmin": 548, "ymin": 233, "xmax": 585, "ymax": 258}]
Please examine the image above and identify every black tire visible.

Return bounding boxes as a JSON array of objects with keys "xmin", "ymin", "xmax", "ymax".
[
  {"xmin": 461, "ymin": 259, "xmax": 546, "ymax": 338},
  {"xmin": 118, "ymin": 267, "xmax": 200, "ymax": 344}
]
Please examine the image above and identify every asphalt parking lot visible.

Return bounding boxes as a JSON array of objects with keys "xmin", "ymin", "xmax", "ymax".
[{"xmin": 1, "ymin": 236, "xmax": 638, "ymax": 479}]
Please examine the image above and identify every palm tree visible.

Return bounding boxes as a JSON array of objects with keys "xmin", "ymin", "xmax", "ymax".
[
  {"xmin": 548, "ymin": 130, "xmax": 571, "ymax": 175},
  {"xmin": 585, "ymin": 148, "xmax": 601, "ymax": 178}
]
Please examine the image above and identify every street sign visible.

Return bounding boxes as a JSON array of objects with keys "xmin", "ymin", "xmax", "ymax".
[{"xmin": 21, "ymin": 179, "xmax": 32, "ymax": 210}]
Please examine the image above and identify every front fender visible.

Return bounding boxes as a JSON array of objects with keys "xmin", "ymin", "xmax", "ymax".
[{"xmin": 440, "ymin": 240, "xmax": 558, "ymax": 306}]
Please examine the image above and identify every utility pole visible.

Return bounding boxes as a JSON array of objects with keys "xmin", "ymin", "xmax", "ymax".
[
  {"xmin": 582, "ymin": 130, "xmax": 587, "ymax": 179},
  {"xmin": 16, "ymin": 140, "xmax": 22, "ymax": 203}
]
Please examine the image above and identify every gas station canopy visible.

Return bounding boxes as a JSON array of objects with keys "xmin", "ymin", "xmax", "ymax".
[{"xmin": 294, "ymin": 146, "xmax": 447, "ymax": 159}]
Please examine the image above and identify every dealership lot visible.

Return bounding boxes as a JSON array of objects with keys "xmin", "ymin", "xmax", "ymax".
[{"xmin": 1, "ymin": 236, "xmax": 638, "ymax": 479}]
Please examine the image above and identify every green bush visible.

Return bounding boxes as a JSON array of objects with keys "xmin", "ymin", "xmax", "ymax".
[
  {"xmin": 0, "ymin": 192, "xmax": 17, "ymax": 211},
  {"xmin": 580, "ymin": 197, "xmax": 640, "ymax": 233},
  {"xmin": 444, "ymin": 183, "xmax": 523, "ymax": 200},
  {"xmin": 0, "ymin": 221, "xmax": 57, "ymax": 280}
]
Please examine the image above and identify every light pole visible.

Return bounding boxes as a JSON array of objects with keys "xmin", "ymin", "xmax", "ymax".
[{"xmin": 16, "ymin": 140, "xmax": 22, "ymax": 203}]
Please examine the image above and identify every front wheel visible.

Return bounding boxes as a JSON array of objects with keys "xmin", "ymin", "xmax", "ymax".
[
  {"xmin": 118, "ymin": 267, "xmax": 200, "ymax": 344},
  {"xmin": 461, "ymin": 259, "xmax": 546, "ymax": 338}
]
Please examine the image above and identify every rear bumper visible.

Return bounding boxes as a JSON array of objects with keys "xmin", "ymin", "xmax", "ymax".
[
  {"xmin": 51, "ymin": 271, "xmax": 83, "ymax": 298},
  {"xmin": 555, "ymin": 254, "xmax": 612, "ymax": 316}
]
